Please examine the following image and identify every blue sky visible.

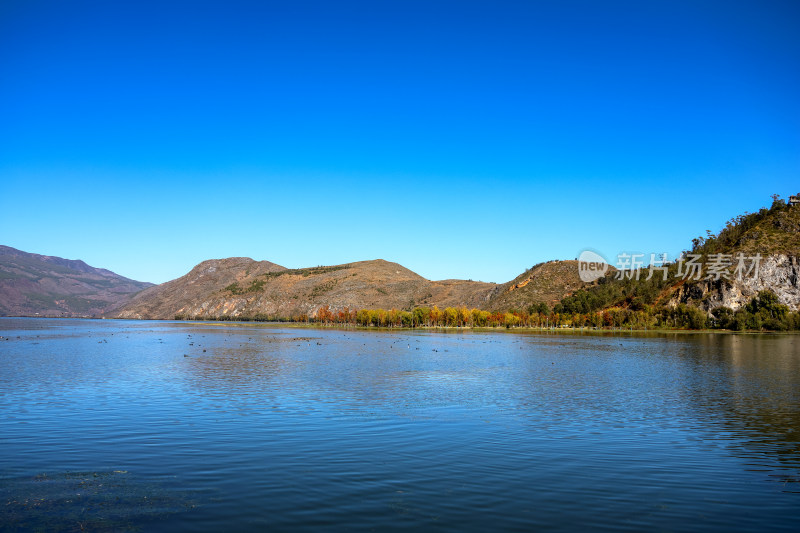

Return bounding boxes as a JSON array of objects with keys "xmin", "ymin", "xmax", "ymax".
[{"xmin": 1, "ymin": 0, "xmax": 798, "ymax": 284}]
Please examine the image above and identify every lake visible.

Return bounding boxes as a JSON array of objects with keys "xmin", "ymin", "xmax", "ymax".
[{"xmin": 1, "ymin": 318, "xmax": 798, "ymax": 531}]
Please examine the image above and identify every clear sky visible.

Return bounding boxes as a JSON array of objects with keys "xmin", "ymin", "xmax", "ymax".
[{"xmin": 1, "ymin": 0, "xmax": 798, "ymax": 284}]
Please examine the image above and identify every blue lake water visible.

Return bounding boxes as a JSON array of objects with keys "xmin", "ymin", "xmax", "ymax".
[{"xmin": 1, "ymin": 318, "xmax": 799, "ymax": 531}]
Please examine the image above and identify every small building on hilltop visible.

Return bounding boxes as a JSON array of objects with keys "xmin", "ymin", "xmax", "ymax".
[{"xmin": 789, "ymin": 194, "xmax": 800, "ymax": 207}]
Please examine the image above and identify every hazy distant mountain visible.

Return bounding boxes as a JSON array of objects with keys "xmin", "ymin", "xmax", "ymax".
[{"xmin": 0, "ymin": 245, "xmax": 153, "ymax": 317}]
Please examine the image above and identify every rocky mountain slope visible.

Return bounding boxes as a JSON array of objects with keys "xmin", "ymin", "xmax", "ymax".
[
  {"xmin": 486, "ymin": 260, "xmax": 600, "ymax": 311},
  {"xmin": 0, "ymin": 245, "xmax": 153, "ymax": 317},
  {"xmin": 116, "ymin": 258, "xmax": 503, "ymax": 320}
]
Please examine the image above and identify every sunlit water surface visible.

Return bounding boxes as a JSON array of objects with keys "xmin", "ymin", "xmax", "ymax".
[{"xmin": 1, "ymin": 318, "xmax": 799, "ymax": 531}]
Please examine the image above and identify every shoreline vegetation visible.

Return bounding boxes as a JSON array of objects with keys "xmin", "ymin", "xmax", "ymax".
[
  {"xmin": 171, "ymin": 289, "xmax": 800, "ymax": 333},
  {"xmin": 4, "ymin": 314, "xmax": 797, "ymax": 334},
  {"xmin": 173, "ymin": 320, "xmax": 799, "ymax": 336}
]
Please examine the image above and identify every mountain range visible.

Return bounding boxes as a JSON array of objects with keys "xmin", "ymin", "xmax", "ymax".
[
  {"xmin": 0, "ymin": 245, "xmax": 594, "ymax": 320},
  {"xmin": 115, "ymin": 258, "xmax": 591, "ymax": 320},
  {"xmin": 4, "ymin": 195, "xmax": 799, "ymax": 322}
]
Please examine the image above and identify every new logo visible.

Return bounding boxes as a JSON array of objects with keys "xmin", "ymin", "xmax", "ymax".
[{"xmin": 578, "ymin": 250, "xmax": 609, "ymax": 282}]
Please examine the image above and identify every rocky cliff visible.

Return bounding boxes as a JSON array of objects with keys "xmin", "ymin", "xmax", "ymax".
[{"xmin": 671, "ymin": 254, "xmax": 800, "ymax": 311}]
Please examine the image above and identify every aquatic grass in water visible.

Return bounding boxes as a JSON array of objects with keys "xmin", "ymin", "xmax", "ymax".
[{"xmin": 1, "ymin": 470, "xmax": 197, "ymax": 532}]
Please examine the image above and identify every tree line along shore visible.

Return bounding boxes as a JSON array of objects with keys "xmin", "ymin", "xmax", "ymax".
[{"xmin": 174, "ymin": 290, "xmax": 800, "ymax": 332}]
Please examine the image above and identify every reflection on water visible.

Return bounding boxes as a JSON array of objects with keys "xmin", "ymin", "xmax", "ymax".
[
  {"xmin": 681, "ymin": 335, "xmax": 800, "ymax": 480},
  {"xmin": 1, "ymin": 318, "xmax": 799, "ymax": 531}
]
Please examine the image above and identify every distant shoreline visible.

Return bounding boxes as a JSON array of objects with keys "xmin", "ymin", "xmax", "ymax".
[{"xmin": 1, "ymin": 315, "xmax": 796, "ymax": 335}]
